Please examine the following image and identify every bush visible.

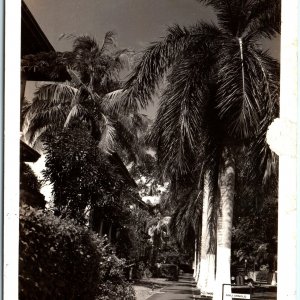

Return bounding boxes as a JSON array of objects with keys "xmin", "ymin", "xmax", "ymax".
[
  {"xmin": 19, "ymin": 205, "xmax": 135, "ymax": 300},
  {"xmin": 97, "ymin": 281, "xmax": 135, "ymax": 300},
  {"xmin": 178, "ymin": 263, "xmax": 193, "ymax": 274},
  {"xmin": 160, "ymin": 264, "xmax": 179, "ymax": 281}
]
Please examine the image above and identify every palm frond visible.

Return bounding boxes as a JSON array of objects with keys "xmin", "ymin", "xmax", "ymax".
[
  {"xmin": 242, "ymin": 47, "xmax": 279, "ymax": 185},
  {"xmin": 198, "ymin": 0, "xmax": 280, "ymax": 39},
  {"xmin": 214, "ymin": 40, "xmax": 279, "ymax": 140},
  {"xmin": 67, "ymin": 68, "xmax": 84, "ymax": 87},
  {"xmin": 169, "ymin": 185, "xmax": 203, "ymax": 247},
  {"xmin": 131, "ymin": 113, "xmax": 152, "ymax": 133},
  {"xmin": 243, "ymin": 0, "xmax": 281, "ymax": 41},
  {"xmin": 25, "ymin": 105, "xmax": 69, "ymax": 145},
  {"xmin": 98, "ymin": 116, "xmax": 116, "ymax": 154},
  {"xmin": 99, "ymin": 31, "xmax": 116, "ymax": 54},
  {"xmin": 73, "ymin": 35, "xmax": 100, "ymax": 54},
  {"xmin": 113, "ymin": 117, "xmax": 143, "ymax": 162},
  {"xmin": 121, "ymin": 24, "xmax": 198, "ymax": 113},
  {"xmin": 58, "ymin": 32, "xmax": 78, "ymax": 41},
  {"xmin": 101, "ymin": 89, "xmax": 124, "ymax": 113},
  {"xmin": 116, "ymin": 23, "xmax": 221, "ymax": 114},
  {"xmin": 197, "ymin": 0, "xmax": 242, "ymax": 35},
  {"xmin": 23, "ymin": 99, "xmax": 51, "ymax": 120},
  {"xmin": 147, "ymin": 49, "xmax": 214, "ymax": 178},
  {"xmin": 247, "ymin": 119, "xmax": 279, "ymax": 187},
  {"xmin": 22, "ymin": 99, "xmax": 53, "ymax": 135},
  {"xmin": 32, "ymin": 82, "xmax": 77, "ymax": 105},
  {"xmin": 64, "ymin": 104, "xmax": 88, "ymax": 127}
]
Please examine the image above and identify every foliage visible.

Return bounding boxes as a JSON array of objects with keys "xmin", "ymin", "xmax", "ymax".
[
  {"xmin": 130, "ymin": 153, "xmax": 157, "ymax": 180},
  {"xmin": 159, "ymin": 264, "xmax": 179, "ymax": 281},
  {"xmin": 231, "ymin": 197, "xmax": 278, "ymax": 271},
  {"xmin": 41, "ymin": 123, "xmax": 153, "ymax": 263},
  {"xmin": 41, "ymin": 124, "xmax": 150, "ymax": 262},
  {"xmin": 22, "ymin": 34, "xmax": 148, "ymax": 163},
  {"xmin": 42, "ymin": 126, "xmax": 137, "ymax": 226},
  {"xmin": 97, "ymin": 281, "xmax": 135, "ymax": 300},
  {"xmin": 22, "ymin": 34, "xmax": 150, "ymax": 241},
  {"xmin": 129, "ymin": 152, "xmax": 194, "ymax": 271},
  {"xmin": 19, "ymin": 204, "xmax": 135, "ymax": 300},
  {"xmin": 120, "ymin": 0, "xmax": 280, "ymax": 261},
  {"xmin": 20, "ymin": 162, "xmax": 42, "ymax": 192},
  {"xmin": 124, "ymin": 205, "xmax": 153, "ymax": 261},
  {"xmin": 230, "ymin": 147, "xmax": 278, "ymax": 271},
  {"xmin": 168, "ymin": 182, "xmax": 202, "ymax": 248},
  {"xmin": 20, "ymin": 162, "xmax": 45, "ymax": 208}
]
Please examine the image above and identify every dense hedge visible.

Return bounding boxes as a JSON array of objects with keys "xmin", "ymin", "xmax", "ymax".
[{"xmin": 19, "ymin": 205, "xmax": 135, "ymax": 300}]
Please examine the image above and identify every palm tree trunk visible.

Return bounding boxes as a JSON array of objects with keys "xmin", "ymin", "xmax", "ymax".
[
  {"xmin": 213, "ymin": 147, "xmax": 235, "ymax": 300},
  {"xmin": 197, "ymin": 171, "xmax": 215, "ymax": 297},
  {"xmin": 193, "ymin": 238, "xmax": 198, "ymax": 277},
  {"xmin": 195, "ymin": 225, "xmax": 201, "ymax": 281}
]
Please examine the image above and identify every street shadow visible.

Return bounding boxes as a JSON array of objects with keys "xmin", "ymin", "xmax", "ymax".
[
  {"xmin": 174, "ymin": 283, "xmax": 196, "ymax": 288},
  {"xmin": 172, "ymin": 289, "xmax": 196, "ymax": 294},
  {"xmin": 187, "ymin": 297, "xmax": 212, "ymax": 300}
]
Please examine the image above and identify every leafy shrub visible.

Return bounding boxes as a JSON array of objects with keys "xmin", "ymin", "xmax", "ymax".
[
  {"xmin": 19, "ymin": 205, "xmax": 135, "ymax": 300},
  {"xmin": 20, "ymin": 162, "xmax": 45, "ymax": 208},
  {"xmin": 160, "ymin": 264, "xmax": 179, "ymax": 281},
  {"xmin": 20, "ymin": 162, "xmax": 42, "ymax": 193},
  {"xmin": 256, "ymin": 270, "xmax": 269, "ymax": 282},
  {"xmin": 97, "ymin": 281, "xmax": 135, "ymax": 300},
  {"xmin": 133, "ymin": 262, "xmax": 147, "ymax": 279},
  {"xmin": 42, "ymin": 128, "xmax": 126, "ymax": 224}
]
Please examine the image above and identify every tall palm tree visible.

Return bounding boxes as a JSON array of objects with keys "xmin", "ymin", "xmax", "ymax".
[{"xmin": 116, "ymin": 1, "xmax": 280, "ymax": 298}]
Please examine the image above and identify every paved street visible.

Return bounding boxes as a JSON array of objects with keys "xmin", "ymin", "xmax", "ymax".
[
  {"xmin": 147, "ymin": 274, "xmax": 201, "ymax": 300},
  {"xmin": 146, "ymin": 274, "xmax": 277, "ymax": 300}
]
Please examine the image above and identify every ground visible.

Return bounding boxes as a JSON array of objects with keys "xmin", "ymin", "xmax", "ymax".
[{"xmin": 133, "ymin": 277, "xmax": 177, "ymax": 300}]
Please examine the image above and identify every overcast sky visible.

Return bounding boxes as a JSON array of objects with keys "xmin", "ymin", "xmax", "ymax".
[{"xmin": 24, "ymin": 0, "xmax": 280, "ymax": 118}]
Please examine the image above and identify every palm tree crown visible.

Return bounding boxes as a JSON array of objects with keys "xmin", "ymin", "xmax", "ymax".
[{"xmin": 119, "ymin": 0, "xmax": 280, "ymax": 182}]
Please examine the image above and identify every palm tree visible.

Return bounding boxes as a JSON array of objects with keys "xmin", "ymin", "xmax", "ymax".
[
  {"xmin": 116, "ymin": 1, "xmax": 280, "ymax": 298},
  {"xmin": 22, "ymin": 34, "xmax": 147, "ymax": 156},
  {"xmin": 22, "ymin": 34, "xmax": 151, "ymax": 227}
]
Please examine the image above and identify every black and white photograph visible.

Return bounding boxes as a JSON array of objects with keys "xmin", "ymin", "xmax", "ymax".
[{"xmin": 3, "ymin": 0, "xmax": 298, "ymax": 299}]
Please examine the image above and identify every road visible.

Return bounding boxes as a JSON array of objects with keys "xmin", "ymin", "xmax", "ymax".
[
  {"xmin": 147, "ymin": 273, "xmax": 201, "ymax": 300},
  {"xmin": 146, "ymin": 274, "xmax": 277, "ymax": 300}
]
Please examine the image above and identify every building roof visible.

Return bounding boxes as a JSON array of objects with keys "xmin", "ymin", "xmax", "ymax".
[
  {"xmin": 21, "ymin": 1, "xmax": 70, "ymax": 81},
  {"xmin": 20, "ymin": 140, "xmax": 40, "ymax": 162},
  {"xmin": 21, "ymin": 1, "xmax": 54, "ymax": 57}
]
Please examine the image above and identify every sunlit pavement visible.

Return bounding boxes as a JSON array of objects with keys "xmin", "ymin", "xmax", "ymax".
[
  {"xmin": 146, "ymin": 273, "xmax": 201, "ymax": 300},
  {"xmin": 146, "ymin": 274, "xmax": 277, "ymax": 300}
]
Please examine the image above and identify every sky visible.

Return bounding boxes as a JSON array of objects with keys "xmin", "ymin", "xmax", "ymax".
[
  {"xmin": 24, "ymin": 0, "xmax": 280, "ymax": 118},
  {"xmin": 25, "ymin": 0, "xmax": 216, "ymax": 51}
]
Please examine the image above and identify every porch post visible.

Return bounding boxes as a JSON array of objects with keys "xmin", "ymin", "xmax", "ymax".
[{"xmin": 267, "ymin": 0, "xmax": 298, "ymax": 298}]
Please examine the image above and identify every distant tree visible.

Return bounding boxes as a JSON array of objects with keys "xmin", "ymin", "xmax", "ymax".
[
  {"xmin": 232, "ymin": 153, "xmax": 278, "ymax": 273},
  {"xmin": 42, "ymin": 126, "xmax": 135, "ymax": 224},
  {"xmin": 232, "ymin": 197, "xmax": 278, "ymax": 273}
]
